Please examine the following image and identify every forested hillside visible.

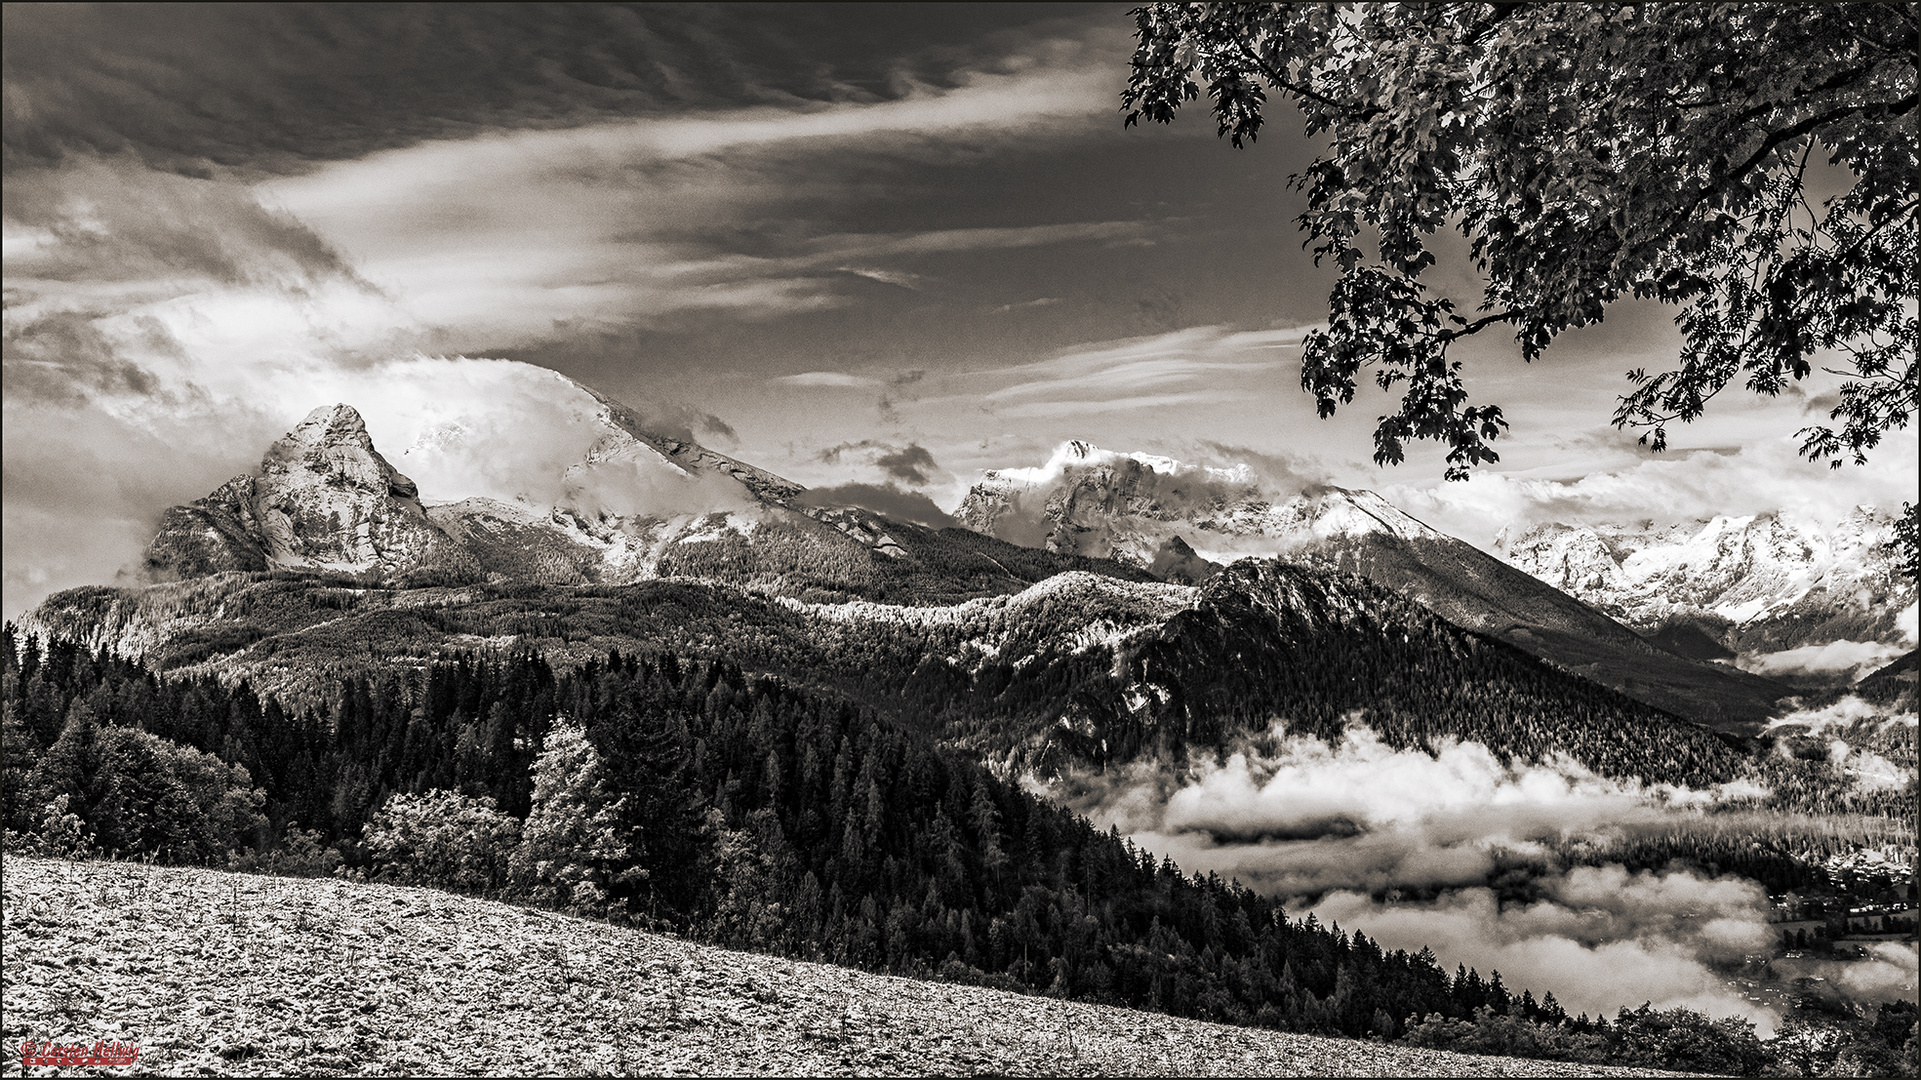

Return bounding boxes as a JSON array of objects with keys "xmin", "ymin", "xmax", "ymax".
[
  {"xmin": 0, "ymin": 628, "xmax": 1790, "ymax": 1067},
  {"xmin": 17, "ymin": 558, "xmax": 1809, "ymax": 801}
]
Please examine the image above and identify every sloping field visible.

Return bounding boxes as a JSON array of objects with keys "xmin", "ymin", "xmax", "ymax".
[{"xmin": 1, "ymin": 857, "xmax": 1682, "ymax": 1077}]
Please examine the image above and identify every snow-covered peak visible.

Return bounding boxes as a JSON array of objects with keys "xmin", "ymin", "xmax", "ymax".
[
  {"xmin": 956, "ymin": 445, "xmax": 1439, "ymax": 568},
  {"xmin": 1501, "ymin": 508, "xmax": 1914, "ymax": 657},
  {"xmin": 978, "ymin": 440, "xmax": 1255, "ymax": 491},
  {"xmin": 1300, "ymin": 487, "xmax": 1441, "ymax": 544}
]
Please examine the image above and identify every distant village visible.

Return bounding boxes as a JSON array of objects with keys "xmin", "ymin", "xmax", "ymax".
[{"xmin": 1769, "ymin": 847, "xmax": 1919, "ymax": 955}]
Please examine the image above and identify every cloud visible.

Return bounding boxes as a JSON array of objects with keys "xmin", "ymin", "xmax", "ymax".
[
  {"xmin": 562, "ymin": 450, "xmax": 758, "ymax": 522},
  {"xmin": 1046, "ymin": 721, "xmax": 1798, "ymax": 1033},
  {"xmin": 817, "ymin": 440, "xmax": 946, "ymax": 487},
  {"xmin": 961, "ymin": 439, "xmax": 1333, "ymax": 563},
  {"xmin": 4, "ymin": 6, "xmax": 1116, "ymax": 176},
  {"xmin": 4, "ymin": 158, "xmax": 364, "ymax": 289},
  {"xmin": 875, "ymin": 444, "xmax": 940, "ymax": 486},
  {"xmin": 0, "ymin": 350, "xmax": 759, "ymax": 618},
  {"xmin": 698, "ymin": 412, "xmax": 739, "ymax": 444},
  {"xmin": 1311, "ymin": 875, "xmax": 1780, "ymax": 1034},
  {"xmin": 815, "ymin": 222, "xmax": 1149, "ymax": 261},
  {"xmin": 997, "ymin": 297, "xmax": 1063, "ymax": 312},
  {"xmin": 1735, "ymin": 641, "xmax": 1913, "ymax": 684},
  {"xmin": 977, "ymin": 325, "xmax": 1308, "ymax": 396},
  {"xmin": 1190, "ymin": 440, "xmax": 1331, "ymax": 496},
  {"xmin": 1, "ymin": 307, "xmax": 167, "ymax": 407},
  {"xmin": 1380, "ymin": 432, "xmax": 1920, "ymax": 554},
  {"xmin": 777, "ymin": 372, "xmax": 886, "ymax": 389},
  {"xmin": 793, "ymin": 482, "xmax": 957, "ymax": 530},
  {"xmin": 1060, "ymin": 722, "xmax": 1767, "ymax": 898},
  {"xmin": 838, "ymin": 266, "xmax": 926, "ymax": 291},
  {"xmin": 0, "ymin": 13, "xmax": 1144, "ymax": 620},
  {"xmin": 1765, "ymin": 694, "xmax": 1918, "ymax": 737},
  {"xmin": 994, "ymin": 390, "xmax": 1245, "ymax": 419}
]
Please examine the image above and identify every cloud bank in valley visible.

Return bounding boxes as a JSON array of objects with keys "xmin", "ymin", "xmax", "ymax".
[
  {"xmin": 1310, "ymin": 871, "xmax": 1779, "ymax": 1033},
  {"xmin": 1736, "ymin": 640, "xmax": 1916, "ymax": 685},
  {"xmin": 1052, "ymin": 722, "xmax": 1812, "ymax": 1032},
  {"xmin": 1072, "ymin": 724, "xmax": 1766, "ymax": 897}
]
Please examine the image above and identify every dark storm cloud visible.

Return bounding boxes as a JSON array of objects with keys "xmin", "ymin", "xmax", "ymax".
[
  {"xmin": 793, "ymin": 481, "xmax": 957, "ymax": 530},
  {"xmin": 875, "ymin": 443, "xmax": 938, "ymax": 485},
  {"xmin": 2, "ymin": 309, "xmax": 134, "ymax": 406},
  {"xmin": 699, "ymin": 412, "xmax": 739, "ymax": 444},
  {"xmin": 2, "ymin": 3, "xmax": 1104, "ymax": 177},
  {"xmin": 0, "ymin": 307, "xmax": 191, "ymax": 407},
  {"xmin": 817, "ymin": 439, "xmax": 943, "ymax": 485}
]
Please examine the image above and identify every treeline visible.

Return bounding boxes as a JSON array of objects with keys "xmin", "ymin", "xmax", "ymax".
[
  {"xmin": 28, "ymin": 560, "xmax": 1765, "ymax": 800},
  {"xmin": 1542, "ymin": 814, "xmax": 1920, "ymax": 899},
  {"xmin": 3, "ymin": 627, "xmax": 1804, "ymax": 1075}
]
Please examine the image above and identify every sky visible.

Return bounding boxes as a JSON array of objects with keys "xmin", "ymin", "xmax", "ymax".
[{"xmin": 4, "ymin": 2, "xmax": 1915, "ymax": 620}]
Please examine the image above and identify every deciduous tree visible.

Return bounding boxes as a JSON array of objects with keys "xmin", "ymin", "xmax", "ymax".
[{"xmin": 1122, "ymin": 4, "xmax": 1916, "ymax": 504}]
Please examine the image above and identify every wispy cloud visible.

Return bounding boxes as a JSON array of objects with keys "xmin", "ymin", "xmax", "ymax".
[
  {"xmin": 817, "ymin": 439, "xmax": 946, "ymax": 486},
  {"xmin": 1380, "ymin": 430, "xmax": 1921, "ymax": 552},
  {"xmin": 996, "ymin": 297, "xmax": 1063, "ymax": 312},
  {"xmin": 993, "ymin": 390, "xmax": 1245, "ymax": 419},
  {"xmin": 774, "ymin": 371, "xmax": 885, "ymax": 389},
  {"xmin": 934, "ymin": 324, "xmax": 1313, "ymax": 419},
  {"xmin": 837, "ymin": 266, "xmax": 927, "ymax": 290}
]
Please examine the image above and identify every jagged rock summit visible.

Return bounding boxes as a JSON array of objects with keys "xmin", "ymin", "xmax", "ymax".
[
  {"xmin": 135, "ymin": 387, "xmax": 1069, "ymax": 599},
  {"xmin": 1497, "ymin": 509, "xmax": 1915, "ymax": 657},
  {"xmin": 146, "ymin": 404, "xmax": 474, "ymax": 581},
  {"xmin": 954, "ymin": 439, "xmax": 1440, "ymax": 567}
]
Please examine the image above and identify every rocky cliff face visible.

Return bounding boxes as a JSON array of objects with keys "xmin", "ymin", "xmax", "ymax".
[
  {"xmin": 1497, "ymin": 509, "xmax": 1915, "ymax": 653},
  {"xmin": 146, "ymin": 405, "xmax": 476, "ymax": 582}
]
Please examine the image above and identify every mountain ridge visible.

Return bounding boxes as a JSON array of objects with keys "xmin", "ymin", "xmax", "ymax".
[
  {"xmin": 1497, "ymin": 511, "xmax": 1916, "ymax": 668},
  {"xmin": 952, "ymin": 442, "xmax": 1796, "ymax": 731}
]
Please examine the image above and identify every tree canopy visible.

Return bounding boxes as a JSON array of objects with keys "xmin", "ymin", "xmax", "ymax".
[{"xmin": 1122, "ymin": 3, "xmax": 1917, "ymax": 482}]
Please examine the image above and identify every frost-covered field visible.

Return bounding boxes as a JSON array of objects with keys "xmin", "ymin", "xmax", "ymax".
[{"xmin": 1, "ymin": 857, "xmax": 1685, "ymax": 1077}]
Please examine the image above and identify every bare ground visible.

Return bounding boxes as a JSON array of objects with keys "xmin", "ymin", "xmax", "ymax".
[{"xmin": 1, "ymin": 856, "xmax": 1687, "ymax": 1077}]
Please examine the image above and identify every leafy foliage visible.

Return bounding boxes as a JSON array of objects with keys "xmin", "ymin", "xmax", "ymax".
[
  {"xmin": 509, "ymin": 719, "xmax": 643, "ymax": 916},
  {"xmin": 1122, "ymin": 3, "xmax": 1918, "ymax": 481},
  {"xmin": 357, "ymin": 789, "xmax": 521, "ymax": 894}
]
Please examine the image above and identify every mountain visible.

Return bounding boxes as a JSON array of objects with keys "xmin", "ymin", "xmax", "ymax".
[
  {"xmin": 28, "ymin": 398, "xmax": 1783, "ymax": 779},
  {"xmin": 955, "ymin": 442, "xmax": 1793, "ymax": 731},
  {"xmin": 19, "ymin": 561, "xmax": 1750, "ymax": 796},
  {"xmin": 1496, "ymin": 510, "xmax": 1916, "ymax": 670},
  {"xmin": 140, "ymin": 390, "xmax": 1151, "ymax": 607},
  {"xmin": 146, "ymin": 404, "xmax": 477, "ymax": 582}
]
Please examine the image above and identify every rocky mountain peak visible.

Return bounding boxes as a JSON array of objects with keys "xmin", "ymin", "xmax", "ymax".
[
  {"xmin": 145, "ymin": 403, "xmax": 470, "ymax": 582},
  {"xmin": 956, "ymin": 446, "xmax": 1437, "ymax": 568},
  {"xmin": 1498, "ymin": 508, "xmax": 1914, "ymax": 659},
  {"xmin": 262, "ymin": 404, "xmax": 420, "ymax": 500}
]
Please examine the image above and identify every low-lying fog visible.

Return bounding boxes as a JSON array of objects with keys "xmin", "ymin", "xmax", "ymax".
[{"xmin": 1040, "ymin": 714, "xmax": 1919, "ymax": 1036}]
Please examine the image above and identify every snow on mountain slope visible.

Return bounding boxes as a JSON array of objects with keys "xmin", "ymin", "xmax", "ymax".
[
  {"xmin": 140, "ymin": 370, "xmax": 968, "ymax": 592},
  {"xmin": 1497, "ymin": 509, "xmax": 1915, "ymax": 678},
  {"xmin": 955, "ymin": 440, "xmax": 1436, "ymax": 568}
]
